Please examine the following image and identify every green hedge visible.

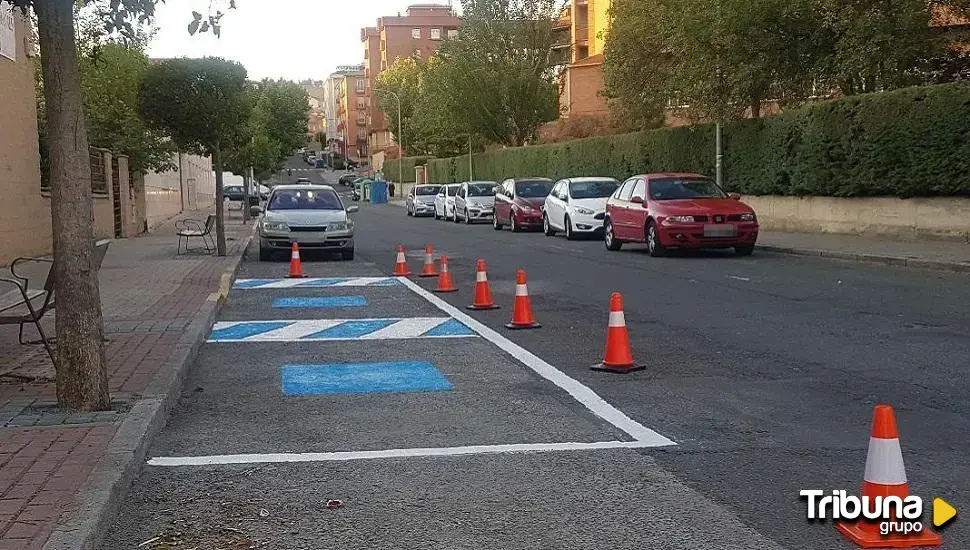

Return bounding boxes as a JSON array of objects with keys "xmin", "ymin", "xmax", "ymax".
[
  {"xmin": 417, "ymin": 83, "xmax": 970, "ymax": 197},
  {"xmin": 381, "ymin": 156, "xmax": 432, "ymax": 183}
]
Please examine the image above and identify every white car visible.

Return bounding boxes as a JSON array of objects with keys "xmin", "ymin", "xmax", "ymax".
[
  {"xmin": 434, "ymin": 184, "xmax": 461, "ymax": 221},
  {"xmin": 254, "ymin": 184, "xmax": 358, "ymax": 261},
  {"xmin": 454, "ymin": 181, "xmax": 497, "ymax": 224},
  {"xmin": 543, "ymin": 177, "xmax": 621, "ymax": 240}
]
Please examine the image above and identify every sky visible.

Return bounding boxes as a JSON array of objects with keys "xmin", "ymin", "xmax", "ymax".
[{"xmin": 146, "ymin": 0, "xmax": 451, "ymax": 81}]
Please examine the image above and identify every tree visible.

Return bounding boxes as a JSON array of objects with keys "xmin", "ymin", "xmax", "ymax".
[
  {"xmin": 139, "ymin": 57, "xmax": 251, "ymax": 256},
  {"xmin": 12, "ymin": 0, "xmax": 233, "ymax": 411},
  {"xmin": 375, "ymin": 57, "xmax": 423, "ymax": 146}
]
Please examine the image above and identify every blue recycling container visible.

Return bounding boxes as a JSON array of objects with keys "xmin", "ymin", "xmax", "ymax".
[
  {"xmin": 315, "ymin": 159, "xmax": 324, "ymax": 169},
  {"xmin": 370, "ymin": 181, "xmax": 388, "ymax": 204}
]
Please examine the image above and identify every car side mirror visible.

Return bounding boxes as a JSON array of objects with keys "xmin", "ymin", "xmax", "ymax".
[
  {"xmin": 631, "ymin": 196, "xmax": 644, "ymax": 204},
  {"xmin": 346, "ymin": 205, "xmax": 359, "ymax": 213},
  {"xmin": 249, "ymin": 205, "xmax": 264, "ymax": 216},
  {"xmin": 728, "ymin": 193, "xmax": 741, "ymax": 200}
]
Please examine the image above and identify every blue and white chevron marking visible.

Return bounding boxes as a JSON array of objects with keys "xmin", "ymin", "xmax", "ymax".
[
  {"xmin": 233, "ymin": 277, "xmax": 399, "ymax": 289},
  {"xmin": 207, "ymin": 317, "xmax": 477, "ymax": 342}
]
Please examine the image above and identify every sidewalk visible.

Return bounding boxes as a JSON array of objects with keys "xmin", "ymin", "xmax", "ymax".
[
  {"xmin": 0, "ymin": 209, "xmax": 253, "ymax": 549},
  {"xmin": 757, "ymin": 231, "xmax": 970, "ymax": 272}
]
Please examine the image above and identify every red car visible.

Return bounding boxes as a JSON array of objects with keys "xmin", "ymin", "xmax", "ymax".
[
  {"xmin": 493, "ymin": 177, "xmax": 555, "ymax": 232},
  {"xmin": 604, "ymin": 173, "xmax": 759, "ymax": 256}
]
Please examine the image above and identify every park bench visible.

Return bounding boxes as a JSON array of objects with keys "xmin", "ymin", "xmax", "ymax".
[{"xmin": 0, "ymin": 240, "xmax": 110, "ymax": 366}]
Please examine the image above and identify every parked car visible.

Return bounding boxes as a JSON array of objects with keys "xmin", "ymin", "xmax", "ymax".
[
  {"xmin": 223, "ymin": 185, "xmax": 245, "ymax": 202},
  {"xmin": 603, "ymin": 173, "xmax": 758, "ymax": 256},
  {"xmin": 406, "ymin": 184, "xmax": 442, "ymax": 217},
  {"xmin": 543, "ymin": 177, "xmax": 620, "ymax": 240},
  {"xmin": 454, "ymin": 181, "xmax": 497, "ymax": 224},
  {"xmin": 492, "ymin": 177, "xmax": 555, "ymax": 232},
  {"xmin": 434, "ymin": 184, "xmax": 461, "ymax": 221},
  {"xmin": 254, "ymin": 184, "xmax": 358, "ymax": 261},
  {"xmin": 338, "ymin": 173, "xmax": 358, "ymax": 186},
  {"xmin": 295, "ymin": 177, "xmax": 313, "ymax": 184}
]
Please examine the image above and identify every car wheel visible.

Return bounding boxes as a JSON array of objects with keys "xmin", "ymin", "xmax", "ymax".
[
  {"xmin": 564, "ymin": 216, "xmax": 575, "ymax": 241},
  {"xmin": 493, "ymin": 215, "xmax": 503, "ymax": 230},
  {"xmin": 646, "ymin": 220, "xmax": 666, "ymax": 257},
  {"xmin": 464, "ymin": 209, "xmax": 472, "ymax": 224},
  {"xmin": 605, "ymin": 221, "xmax": 622, "ymax": 251},
  {"xmin": 259, "ymin": 246, "xmax": 273, "ymax": 261},
  {"xmin": 454, "ymin": 209, "xmax": 460, "ymax": 223},
  {"xmin": 342, "ymin": 248, "xmax": 355, "ymax": 261},
  {"xmin": 543, "ymin": 214, "xmax": 555, "ymax": 236},
  {"xmin": 510, "ymin": 215, "xmax": 519, "ymax": 233},
  {"xmin": 406, "ymin": 205, "xmax": 413, "ymax": 216},
  {"xmin": 735, "ymin": 245, "xmax": 755, "ymax": 256}
]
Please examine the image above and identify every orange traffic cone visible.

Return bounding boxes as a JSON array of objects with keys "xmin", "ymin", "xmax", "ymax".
[
  {"xmin": 433, "ymin": 255, "xmax": 458, "ymax": 293},
  {"xmin": 591, "ymin": 293, "xmax": 643, "ymax": 373},
  {"xmin": 287, "ymin": 243, "xmax": 306, "ymax": 278},
  {"xmin": 836, "ymin": 404, "xmax": 941, "ymax": 548},
  {"xmin": 419, "ymin": 245, "xmax": 439, "ymax": 278},
  {"xmin": 466, "ymin": 259, "xmax": 499, "ymax": 310},
  {"xmin": 506, "ymin": 269, "xmax": 540, "ymax": 329},
  {"xmin": 393, "ymin": 245, "xmax": 412, "ymax": 276}
]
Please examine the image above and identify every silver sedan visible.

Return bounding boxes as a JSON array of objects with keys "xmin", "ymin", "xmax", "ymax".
[{"xmin": 254, "ymin": 184, "xmax": 358, "ymax": 261}]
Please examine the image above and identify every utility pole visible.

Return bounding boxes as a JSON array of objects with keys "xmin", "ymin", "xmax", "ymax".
[
  {"xmin": 468, "ymin": 134, "xmax": 473, "ymax": 181},
  {"xmin": 716, "ymin": 122, "xmax": 723, "ymax": 188}
]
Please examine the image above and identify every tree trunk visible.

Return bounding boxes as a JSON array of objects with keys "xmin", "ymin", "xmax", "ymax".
[
  {"xmin": 212, "ymin": 143, "xmax": 227, "ymax": 256},
  {"xmin": 242, "ymin": 172, "xmax": 250, "ymax": 223},
  {"xmin": 749, "ymin": 96, "xmax": 762, "ymax": 119},
  {"xmin": 35, "ymin": 0, "xmax": 109, "ymax": 411}
]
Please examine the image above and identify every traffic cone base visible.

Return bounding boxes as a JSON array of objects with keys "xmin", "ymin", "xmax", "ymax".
[
  {"xmin": 590, "ymin": 362, "xmax": 645, "ymax": 373},
  {"xmin": 506, "ymin": 321, "xmax": 540, "ymax": 329},
  {"xmin": 466, "ymin": 304, "xmax": 500, "ymax": 311},
  {"xmin": 835, "ymin": 522, "xmax": 940, "ymax": 548},
  {"xmin": 433, "ymin": 287, "xmax": 459, "ymax": 293}
]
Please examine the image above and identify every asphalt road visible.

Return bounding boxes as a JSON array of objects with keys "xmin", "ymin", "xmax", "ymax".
[
  {"xmin": 342, "ymin": 185, "xmax": 970, "ymax": 549},
  {"xmin": 102, "ymin": 174, "xmax": 969, "ymax": 549}
]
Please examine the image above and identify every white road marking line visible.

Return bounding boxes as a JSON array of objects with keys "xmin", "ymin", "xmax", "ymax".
[
  {"xmin": 359, "ymin": 317, "xmax": 448, "ymax": 339},
  {"xmin": 147, "ymin": 440, "xmax": 652, "ymax": 466},
  {"xmin": 727, "ymin": 276, "xmax": 751, "ymax": 282},
  {"xmin": 244, "ymin": 320, "xmax": 342, "ymax": 341},
  {"xmin": 234, "ymin": 277, "xmax": 396, "ymax": 289},
  {"xmin": 398, "ymin": 277, "xmax": 676, "ymax": 447}
]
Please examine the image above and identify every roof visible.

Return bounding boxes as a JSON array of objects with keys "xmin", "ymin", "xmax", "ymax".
[
  {"xmin": 510, "ymin": 177, "xmax": 554, "ymax": 182},
  {"xmin": 565, "ymin": 176, "xmax": 621, "ymax": 182},
  {"xmin": 272, "ymin": 184, "xmax": 337, "ymax": 192},
  {"xmin": 634, "ymin": 172, "xmax": 710, "ymax": 179}
]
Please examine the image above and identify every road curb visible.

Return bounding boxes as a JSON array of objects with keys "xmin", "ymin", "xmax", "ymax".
[
  {"xmin": 755, "ymin": 244, "xmax": 970, "ymax": 273},
  {"xmin": 43, "ymin": 225, "xmax": 256, "ymax": 550}
]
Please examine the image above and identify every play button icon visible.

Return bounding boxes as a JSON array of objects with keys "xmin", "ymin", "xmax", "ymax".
[{"xmin": 933, "ymin": 497, "xmax": 957, "ymax": 528}]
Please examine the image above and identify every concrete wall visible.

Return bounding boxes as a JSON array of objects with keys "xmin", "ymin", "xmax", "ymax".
[
  {"xmin": 143, "ymin": 152, "xmax": 215, "ymax": 230},
  {"xmin": 0, "ymin": 11, "xmax": 52, "ymax": 265},
  {"xmin": 742, "ymin": 195, "xmax": 970, "ymax": 241}
]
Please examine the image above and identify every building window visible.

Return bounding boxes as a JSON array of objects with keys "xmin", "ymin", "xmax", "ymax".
[
  {"xmin": 380, "ymin": 39, "xmax": 386, "ymax": 51},
  {"xmin": 411, "ymin": 28, "xmax": 421, "ymax": 39},
  {"xmin": 430, "ymin": 28, "xmax": 441, "ymax": 40},
  {"xmin": 413, "ymin": 49, "xmax": 421, "ymax": 59},
  {"xmin": 355, "ymin": 79, "xmax": 366, "ymax": 94},
  {"xmin": 90, "ymin": 149, "xmax": 108, "ymax": 195},
  {"xmin": 447, "ymin": 29, "xmax": 459, "ymax": 40}
]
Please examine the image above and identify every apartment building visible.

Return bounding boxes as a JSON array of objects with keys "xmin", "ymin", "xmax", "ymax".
[
  {"xmin": 322, "ymin": 65, "xmax": 366, "ymax": 159},
  {"xmin": 362, "ymin": 4, "xmax": 460, "ymax": 165},
  {"xmin": 557, "ymin": 0, "xmax": 611, "ymax": 118}
]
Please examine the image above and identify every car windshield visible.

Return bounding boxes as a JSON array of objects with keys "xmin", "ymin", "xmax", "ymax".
[
  {"xmin": 569, "ymin": 179, "xmax": 619, "ymax": 199},
  {"xmin": 468, "ymin": 183, "xmax": 496, "ymax": 196},
  {"xmin": 446, "ymin": 186, "xmax": 458, "ymax": 197},
  {"xmin": 268, "ymin": 189, "xmax": 343, "ymax": 210},
  {"xmin": 415, "ymin": 185, "xmax": 441, "ymax": 196},
  {"xmin": 515, "ymin": 180, "xmax": 553, "ymax": 198},
  {"xmin": 649, "ymin": 178, "xmax": 726, "ymax": 200}
]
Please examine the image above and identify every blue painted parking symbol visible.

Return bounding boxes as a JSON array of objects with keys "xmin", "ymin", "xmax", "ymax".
[
  {"xmin": 281, "ymin": 361, "xmax": 454, "ymax": 395},
  {"xmin": 272, "ymin": 296, "xmax": 368, "ymax": 308}
]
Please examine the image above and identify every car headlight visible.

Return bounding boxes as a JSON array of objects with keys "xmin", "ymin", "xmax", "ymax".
[
  {"xmin": 740, "ymin": 213, "xmax": 757, "ymax": 222},
  {"xmin": 664, "ymin": 215, "xmax": 696, "ymax": 224},
  {"xmin": 262, "ymin": 221, "xmax": 289, "ymax": 231},
  {"xmin": 573, "ymin": 206, "xmax": 595, "ymax": 215},
  {"xmin": 328, "ymin": 222, "xmax": 350, "ymax": 231}
]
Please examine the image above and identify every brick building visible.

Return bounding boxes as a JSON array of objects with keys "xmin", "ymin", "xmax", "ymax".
[
  {"xmin": 361, "ymin": 4, "xmax": 460, "ymax": 168},
  {"xmin": 556, "ymin": 0, "xmax": 612, "ymax": 119}
]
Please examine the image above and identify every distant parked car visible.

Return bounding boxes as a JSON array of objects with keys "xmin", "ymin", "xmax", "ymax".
[
  {"xmin": 493, "ymin": 177, "xmax": 554, "ymax": 232},
  {"xmin": 223, "ymin": 185, "xmax": 245, "ymax": 202},
  {"xmin": 406, "ymin": 184, "xmax": 442, "ymax": 217},
  {"xmin": 295, "ymin": 177, "xmax": 312, "ymax": 184},
  {"xmin": 543, "ymin": 177, "xmax": 620, "ymax": 240},
  {"xmin": 434, "ymin": 184, "xmax": 461, "ymax": 221},
  {"xmin": 604, "ymin": 173, "xmax": 759, "ymax": 256},
  {"xmin": 338, "ymin": 173, "xmax": 358, "ymax": 186},
  {"xmin": 454, "ymin": 181, "xmax": 497, "ymax": 224}
]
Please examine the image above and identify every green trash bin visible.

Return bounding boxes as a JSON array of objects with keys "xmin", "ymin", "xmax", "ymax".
[{"xmin": 363, "ymin": 180, "xmax": 373, "ymax": 202}]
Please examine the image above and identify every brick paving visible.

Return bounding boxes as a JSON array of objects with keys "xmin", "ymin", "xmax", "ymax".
[{"xmin": 0, "ymin": 209, "xmax": 252, "ymax": 548}]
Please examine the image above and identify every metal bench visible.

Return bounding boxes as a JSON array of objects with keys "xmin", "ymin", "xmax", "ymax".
[
  {"xmin": 176, "ymin": 214, "xmax": 216, "ymax": 254},
  {"xmin": 0, "ymin": 240, "xmax": 110, "ymax": 366}
]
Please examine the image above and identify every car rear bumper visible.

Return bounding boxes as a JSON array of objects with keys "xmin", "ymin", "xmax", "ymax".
[{"xmin": 658, "ymin": 224, "xmax": 758, "ymax": 248}]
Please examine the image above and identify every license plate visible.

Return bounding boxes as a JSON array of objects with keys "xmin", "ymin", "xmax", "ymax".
[{"xmin": 704, "ymin": 224, "xmax": 737, "ymax": 238}]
